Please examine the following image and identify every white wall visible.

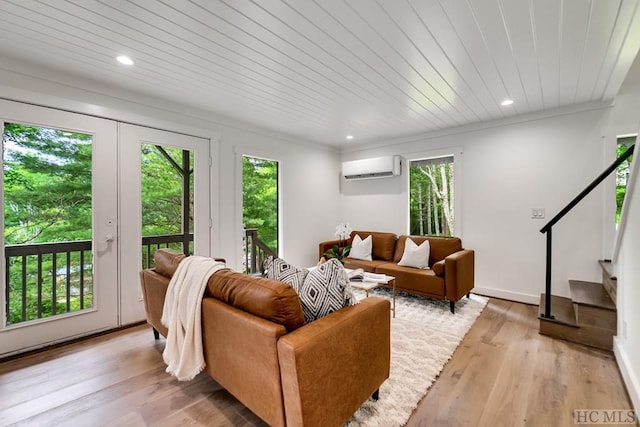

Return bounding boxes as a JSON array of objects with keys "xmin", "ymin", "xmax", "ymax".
[
  {"xmin": 614, "ymin": 154, "xmax": 640, "ymax": 413},
  {"xmin": 341, "ymin": 105, "xmax": 613, "ymax": 303},
  {"xmin": 610, "ymin": 54, "xmax": 640, "ymax": 412}
]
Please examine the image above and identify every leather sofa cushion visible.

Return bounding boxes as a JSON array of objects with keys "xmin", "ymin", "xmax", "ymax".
[
  {"xmin": 155, "ymin": 248, "xmax": 187, "ymax": 278},
  {"xmin": 349, "ymin": 231, "xmax": 397, "ymax": 261},
  {"xmin": 153, "ymin": 248, "xmax": 304, "ymax": 331},
  {"xmin": 374, "ymin": 263, "xmax": 445, "ymax": 296},
  {"xmin": 343, "ymin": 258, "xmax": 389, "ymax": 273},
  {"xmin": 207, "ymin": 269, "xmax": 305, "ymax": 332},
  {"xmin": 394, "ymin": 235, "xmax": 462, "ymax": 266},
  {"xmin": 431, "ymin": 259, "xmax": 445, "ymax": 276}
]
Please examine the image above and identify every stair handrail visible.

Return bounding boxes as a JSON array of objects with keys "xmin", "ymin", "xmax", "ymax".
[{"xmin": 539, "ymin": 143, "xmax": 635, "ymax": 319}]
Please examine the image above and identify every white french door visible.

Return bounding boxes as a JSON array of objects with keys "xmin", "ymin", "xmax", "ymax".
[
  {"xmin": 0, "ymin": 100, "xmax": 118, "ymax": 356},
  {"xmin": 118, "ymin": 124, "xmax": 210, "ymax": 325}
]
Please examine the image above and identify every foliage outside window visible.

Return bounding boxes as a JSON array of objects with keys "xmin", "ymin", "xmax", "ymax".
[
  {"xmin": 140, "ymin": 144, "xmax": 194, "ymax": 267},
  {"xmin": 616, "ymin": 136, "xmax": 636, "ymax": 224},
  {"xmin": 242, "ymin": 156, "xmax": 278, "ymax": 254},
  {"xmin": 409, "ymin": 156, "xmax": 454, "ymax": 236},
  {"xmin": 3, "ymin": 123, "xmax": 93, "ymax": 324}
]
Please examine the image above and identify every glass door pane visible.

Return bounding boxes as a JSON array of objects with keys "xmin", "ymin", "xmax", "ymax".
[
  {"xmin": 3, "ymin": 123, "xmax": 94, "ymax": 324},
  {"xmin": 119, "ymin": 124, "xmax": 210, "ymax": 325},
  {"xmin": 140, "ymin": 144, "xmax": 195, "ymax": 268}
]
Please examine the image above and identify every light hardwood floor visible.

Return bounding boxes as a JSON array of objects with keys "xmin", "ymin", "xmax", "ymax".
[{"xmin": 0, "ymin": 298, "xmax": 633, "ymax": 427}]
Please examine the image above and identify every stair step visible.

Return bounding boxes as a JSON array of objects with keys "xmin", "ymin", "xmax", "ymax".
[
  {"xmin": 569, "ymin": 280, "xmax": 616, "ymax": 311},
  {"xmin": 599, "ymin": 260, "xmax": 617, "ymax": 306},
  {"xmin": 538, "ymin": 292, "xmax": 615, "ymax": 351},
  {"xmin": 538, "ymin": 294, "xmax": 578, "ymax": 327},
  {"xmin": 598, "ymin": 259, "xmax": 617, "ymax": 280}
]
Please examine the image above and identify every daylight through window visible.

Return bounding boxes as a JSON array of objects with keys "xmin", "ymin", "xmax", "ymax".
[
  {"xmin": 409, "ymin": 156, "xmax": 454, "ymax": 236},
  {"xmin": 3, "ymin": 123, "xmax": 94, "ymax": 324},
  {"xmin": 616, "ymin": 135, "xmax": 636, "ymax": 225}
]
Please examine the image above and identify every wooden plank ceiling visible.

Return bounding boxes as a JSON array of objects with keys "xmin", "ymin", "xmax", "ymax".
[{"xmin": 0, "ymin": 0, "xmax": 638, "ymax": 147}]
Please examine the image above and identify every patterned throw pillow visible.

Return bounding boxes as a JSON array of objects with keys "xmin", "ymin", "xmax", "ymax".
[
  {"xmin": 263, "ymin": 256, "xmax": 308, "ymax": 292},
  {"xmin": 298, "ymin": 258, "xmax": 358, "ymax": 323}
]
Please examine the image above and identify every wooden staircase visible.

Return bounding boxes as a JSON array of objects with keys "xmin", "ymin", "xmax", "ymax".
[{"xmin": 539, "ymin": 260, "xmax": 617, "ymax": 351}]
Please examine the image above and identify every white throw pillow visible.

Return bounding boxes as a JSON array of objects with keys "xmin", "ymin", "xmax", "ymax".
[
  {"xmin": 397, "ymin": 238, "xmax": 430, "ymax": 269},
  {"xmin": 349, "ymin": 234, "xmax": 373, "ymax": 261}
]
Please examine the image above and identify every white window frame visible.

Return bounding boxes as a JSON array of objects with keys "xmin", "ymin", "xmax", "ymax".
[
  {"xmin": 404, "ymin": 146, "xmax": 463, "ymax": 237},
  {"xmin": 234, "ymin": 147, "xmax": 283, "ymax": 271}
]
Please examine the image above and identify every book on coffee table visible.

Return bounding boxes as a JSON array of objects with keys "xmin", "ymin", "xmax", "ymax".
[
  {"xmin": 346, "ymin": 268, "xmax": 365, "ymax": 281},
  {"xmin": 345, "ymin": 268, "xmax": 392, "ymax": 283}
]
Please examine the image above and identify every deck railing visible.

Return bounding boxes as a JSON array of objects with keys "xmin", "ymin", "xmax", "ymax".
[
  {"xmin": 141, "ymin": 233, "xmax": 194, "ymax": 269},
  {"xmin": 244, "ymin": 228, "xmax": 277, "ymax": 275},
  {"xmin": 5, "ymin": 230, "xmax": 272, "ymax": 324},
  {"xmin": 4, "ymin": 240, "xmax": 93, "ymax": 325}
]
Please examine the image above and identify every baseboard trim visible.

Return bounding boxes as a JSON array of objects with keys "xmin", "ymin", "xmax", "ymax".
[
  {"xmin": 614, "ymin": 337, "xmax": 640, "ymax": 413},
  {"xmin": 473, "ymin": 286, "xmax": 539, "ymax": 305}
]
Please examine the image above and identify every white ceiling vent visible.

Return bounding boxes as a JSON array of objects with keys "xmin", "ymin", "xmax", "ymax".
[{"xmin": 342, "ymin": 155, "xmax": 401, "ymax": 180}]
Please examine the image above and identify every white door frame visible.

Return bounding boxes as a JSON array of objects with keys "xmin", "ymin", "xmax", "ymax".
[
  {"xmin": 0, "ymin": 100, "xmax": 119, "ymax": 357},
  {"xmin": 118, "ymin": 124, "xmax": 210, "ymax": 325}
]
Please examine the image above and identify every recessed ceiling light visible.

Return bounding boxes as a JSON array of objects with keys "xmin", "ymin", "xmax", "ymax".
[
  {"xmin": 346, "ymin": 135, "xmax": 354, "ymax": 140},
  {"xmin": 501, "ymin": 99, "xmax": 514, "ymax": 106},
  {"xmin": 116, "ymin": 55, "xmax": 134, "ymax": 66}
]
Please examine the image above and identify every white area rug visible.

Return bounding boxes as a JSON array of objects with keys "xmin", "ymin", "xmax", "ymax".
[{"xmin": 346, "ymin": 289, "xmax": 488, "ymax": 427}]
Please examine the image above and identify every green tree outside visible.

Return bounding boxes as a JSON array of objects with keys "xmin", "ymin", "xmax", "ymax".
[
  {"xmin": 140, "ymin": 144, "xmax": 194, "ymax": 267},
  {"xmin": 409, "ymin": 158, "xmax": 454, "ymax": 237},
  {"xmin": 3, "ymin": 123, "xmax": 93, "ymax": 324},
  {"xmin": 4, "ymin": 123, "xmax": 279, "ymax": 324},
  {"xmin": 616, "ymin": 136, "xmax": 635, "ymax": 223},
  {"xmin": 141, "ymin": 144, "xmax": 193, "ymax": 237},
  {"xmin": 3, "ymin": 125, "xmax": 194, "ymax": 324},
  {"xmin": 242, "ymin": 156, "xmax": 278, "ymax": 253},
  {"xmin": 4, "ymin": 123, "xmax": 92, "ymax": 244}
]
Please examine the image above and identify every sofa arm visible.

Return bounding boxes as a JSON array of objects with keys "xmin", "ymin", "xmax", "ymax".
[
  {"xmin": 277, "ymin": 297, "xmax": 391, "ymax": 427},
  {"xmin": 139, "ymin": 269, "xmax": 170, "ymax": 338},
  {"xmin": 444, "ymin": 249, "xmax": 475, "ymax": 302},
  {"xmin": 318, "ymin": 239, "xmax": 341, "ymax": 260}
]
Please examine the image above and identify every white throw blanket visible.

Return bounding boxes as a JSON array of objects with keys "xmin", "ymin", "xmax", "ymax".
[{"xmin": 161, "ymin": 255, "xmax": 226, "ymax": 381}]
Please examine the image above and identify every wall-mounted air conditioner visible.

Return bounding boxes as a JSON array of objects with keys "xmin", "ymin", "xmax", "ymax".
[{"xmin": 342, "ymin": 155, "xmax": 402, "ymax": 180}]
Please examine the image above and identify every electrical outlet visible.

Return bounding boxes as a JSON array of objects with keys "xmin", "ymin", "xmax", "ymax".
[{"xmin": 531, "ymin": 208, "xmax": 546, "ymax": 219}]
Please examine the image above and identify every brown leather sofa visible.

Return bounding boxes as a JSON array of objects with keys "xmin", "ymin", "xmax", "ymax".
[
  {"xmin": 319, "ymin": 231, "xmax": 474, "ymax": 313},
  {"xmin": 140, "ymin": 249, "xmax": 391, "ymax": 427}
]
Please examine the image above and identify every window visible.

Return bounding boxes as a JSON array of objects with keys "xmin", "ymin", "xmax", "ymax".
[
  {"xmin": 616, "ymin": 135, "xmax": 636, "ymax": 225},
  {"xmin": 3, "ymin": 123, "xmax": 94, "ymax": 324},
  {"xmin": 242, "ymin": 155, "xmax": 279, "ymax": 273},
  {"xmin": 409, "ymin": 156, "xmax": 454, "ymax": 236},
  {"xmin": 140, "ymin": 144, "xmax": 194, "ymax": 268}
]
